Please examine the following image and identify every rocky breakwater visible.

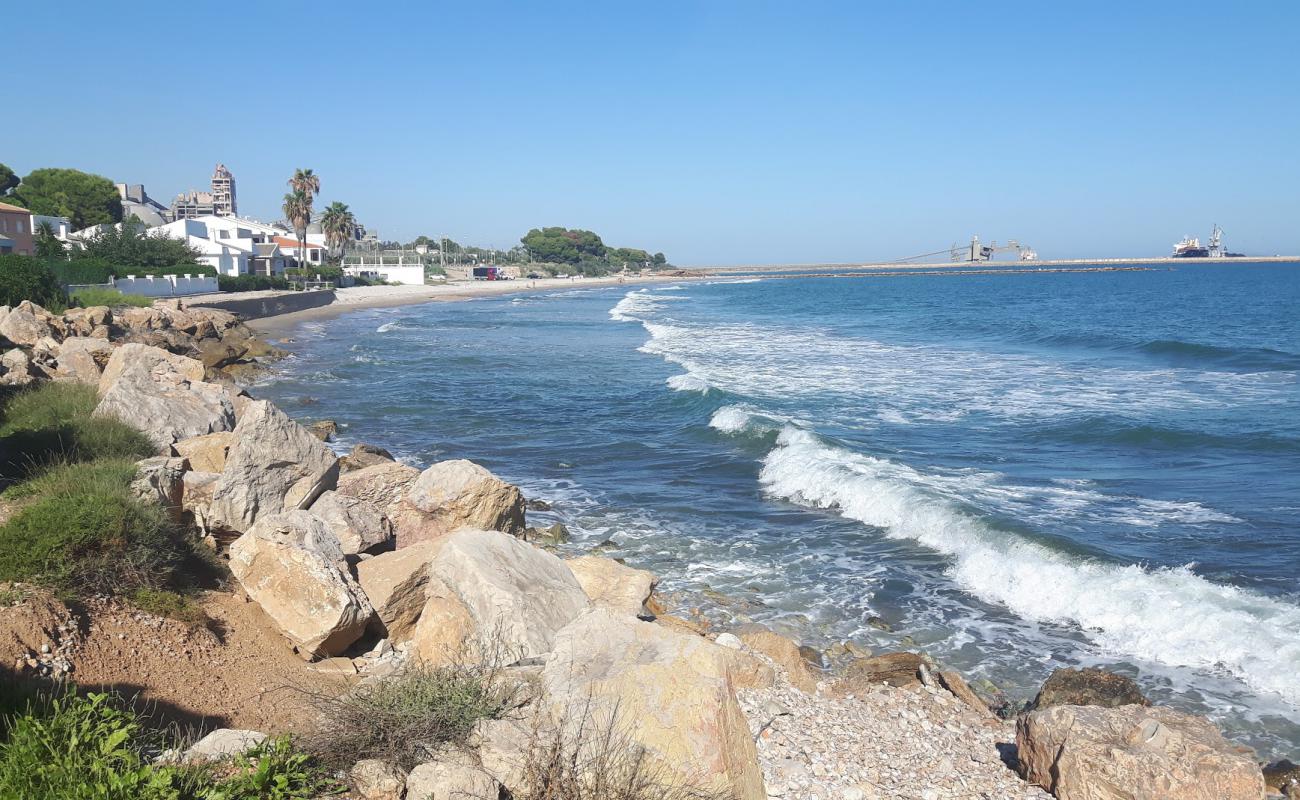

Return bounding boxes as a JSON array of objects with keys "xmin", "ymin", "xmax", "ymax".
[
  {"xmin": 0, "ymin": 298, "xmax": 282, "ymax": 389},
  {"xmin": 53, "ymin": 336, "xmax": 1279, "ymax": 800}
]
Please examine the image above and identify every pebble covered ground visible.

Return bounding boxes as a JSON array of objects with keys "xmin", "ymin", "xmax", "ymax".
[{"xmin": 738, "ymin": 660, "xmax": 1053, "ymax": 800}]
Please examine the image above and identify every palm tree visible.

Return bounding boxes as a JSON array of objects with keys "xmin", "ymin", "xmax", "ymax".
[
  {"xmin": 282, "ymin": 191, "xmax": 311, "ymax": 267},
  {"xmin": 320, "ymin": 201, "xmax": 355, "ymax": 263},
  {"xmin": 288, "ymin": 168, "xmax": 320, "ymax": 203}
]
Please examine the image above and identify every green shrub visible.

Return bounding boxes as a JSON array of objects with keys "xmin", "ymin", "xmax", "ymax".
[
  {"xmin": 69, "ymin": 287, "xmax": 153, "ymax": 308},
  {"xmin": 46, "ymin": 258, "xmax": 216, "ymax": 287},
  {"xmin": 0, "ymin": 254, "xmax": 68, "ymax": 310},
  {"xmin": 0, "ymin": 692, "xmax": 180, "ymax": 799},
  {"xmin": 0, "ymin": 693, "xmax": 332, "ymax": 800},
  {"xmin": 304, "ymin": 660, "xmax": 521, "ymax": 770},
  {"xmin": 0, "ymin": 383, "xmax": 155, "ymax": 483},
  {"xmin": 129, "ymin": 588, "xmax": 207, "ymax": 626},
  {"xmin": 217, "ymin": 275, "xmax": 289, "ymax": 292},
  {"xmin": 0, "ymin": 460, "xmax": 182, "ymax": 596}
]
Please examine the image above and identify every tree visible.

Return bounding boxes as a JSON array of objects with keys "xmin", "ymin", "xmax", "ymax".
[
  {"xmin": 0, "ymin": 164, "xmax": 17, "ymax": 196},
  {"xmin": 519, "ymin": 227, "xmax": 607, "ymax": 264},
  {"xmin": 282, "ymin": 191, "xmax": 312, "ymax": 262},
  {"xmin": 653, "ymin": 252, "xmax": 667, "ymax": 266},
  {"xmin": 0, "ymin": 255, "xmax": 67, "ymax": 309},
  {"xmin": 78, "ymin": 215, "xmax": 201, "ymax": 267},
  {"xmin": 4, "ymin": 168, "xmax": 122, "ymax": 229},
  {"xmin": 288, "ymin": 168, "xmax": 320, "ymax": 204},
  {"xmin": 320, "ymin": 201, "xmax": 356, "ymax": 262},
  {"xmin": 34, "ymin": 221, "xmax": 65, "ymax": 260}
]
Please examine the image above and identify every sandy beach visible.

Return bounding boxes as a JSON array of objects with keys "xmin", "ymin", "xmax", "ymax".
[{"xmin": 220, "ymin": 273, "xmax": 699, "ymax": 333}]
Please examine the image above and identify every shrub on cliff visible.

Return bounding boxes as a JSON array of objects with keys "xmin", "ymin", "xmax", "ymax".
[{"xmin": 0, "ymin": 254, "xmax": 67, "ymax": 310}]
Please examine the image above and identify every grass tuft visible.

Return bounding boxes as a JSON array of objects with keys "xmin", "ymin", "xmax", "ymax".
[{"xmin": 69, "ymin": 288, "xmax": 154, "ymax": 308}]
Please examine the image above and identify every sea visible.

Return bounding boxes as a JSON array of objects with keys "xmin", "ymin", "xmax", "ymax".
[{"xmin": 255, "ymin": 262, "xmax": 1300, "ymax": 758}]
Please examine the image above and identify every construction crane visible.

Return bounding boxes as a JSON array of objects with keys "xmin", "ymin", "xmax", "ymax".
[
  {"xmin": 949, "ymin": 235, "xmax": 1038, "ymax": 262},
  {"xmin": 892, "ymin": 236, "xmax": 1038, "ymax": 264}
]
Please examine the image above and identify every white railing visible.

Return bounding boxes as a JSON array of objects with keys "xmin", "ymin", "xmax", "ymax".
[{"xmin": 67, "ymin": 274, "xmax": 220, "ymax": 297}]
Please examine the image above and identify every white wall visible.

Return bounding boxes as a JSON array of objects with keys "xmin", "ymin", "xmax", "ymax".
[
  {"xmin": 77, "ymin": 274, "xmax": 221, "ymax": 297},
  {"xmin": 346, "ymin": 265, "xmax": 424, "ymax": 285}
]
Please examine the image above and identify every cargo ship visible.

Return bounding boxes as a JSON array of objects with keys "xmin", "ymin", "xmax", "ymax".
[{"xmin": 1172, "ymin": 225, "xmax": 1241, "ymax": 258}]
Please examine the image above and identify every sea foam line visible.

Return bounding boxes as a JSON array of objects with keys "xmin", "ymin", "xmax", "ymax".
[{"xmin": 756, "ymin": 425, "xmax": 1300, "ymax": 704}]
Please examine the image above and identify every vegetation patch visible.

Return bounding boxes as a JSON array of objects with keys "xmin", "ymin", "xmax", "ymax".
[
  {"xmin": 0, "ymin": 255, "xmax": 67, "ymax": 310},
  {"xmin": 0, "ymin": 691, "xmax": 334, "ymax": 799},
  {"xmin": 304, "ymin": 659, "xmax": 521, "ymax": 770},
  {"xmin": 69, "ymin": 287, "xmax": 153, "ymax": 308},
  {"xmin": 0, "ymin": 382, "xmax": 155, "ymax": 485}
]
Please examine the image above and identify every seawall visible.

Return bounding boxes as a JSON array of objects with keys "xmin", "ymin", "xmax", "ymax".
[{"xmin": 191, "ymin": 289, "xmax": 336, "ymax": 320}]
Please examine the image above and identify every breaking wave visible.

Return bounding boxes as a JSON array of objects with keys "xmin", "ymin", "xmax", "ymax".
[{"xmin": 757, "ymin": 426, "xmax": 1300, "ymax": 703}]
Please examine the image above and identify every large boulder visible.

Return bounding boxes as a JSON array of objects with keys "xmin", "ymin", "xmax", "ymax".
[
  {"xmin": 1030, "ymin": 666, "xmax": 1149, "ymax": 710},
  {"xmin": 340, "ymin": 443, "xmax": 396, "ymax": 472},
  {"xmin": 564, "ymin": 555, "xmax": 657, "ymax": 618},
  {"xmin": 0, "ymin": 301, "xmax": 55, "ymax": 347},
  {"xmin": 431, "ymin": 529, "xmax": 588, "ymax": 661},
  {"xmin": 227, "ymin": 511, "xmax": 374, "ymax": 659},
  {"xmin": 308, "ymin": 490, "xmax": 393, "ymax": 555},
  {"xmin": 54, "ymin": 336, "xmax": 115, "ymax": 384},
  {"xmin": 395, "ymin": 460, "xmax": 525, "ymax": 545},
  {"xmin": 171, "ymin": 431, "xmax": 236, "ymax": 473},
  {"xmin": 542, "ymin": 609, "xmax": 765, "ymax": 800},
  {"xmin": 336, "ymin": 461, "xmax": 420, "ymax": 519},
  {"xmin": 207, "ymin": 400, "xmax": 339, "ymax": 534},
  {"xmin": 1017, "ymin": 704, "xmax": 1264, "ymax": 800},
  {"xmin": 97, "ymin": 342, "xmax": 204, "ymax": 393},
  {"xmin": 94, "ymin": 344, "xmax": 235, "ymax": 450},
  {"xmin": 181, "ymin": 729, "xmax": 267, "ymax": 763},
  {"xmin": 355, "ymin": 541, "xmax": 439, "ymax": 641},
  {"xmin": 407, "ymin": 580, "xmax": 476, "ymax": 667}
]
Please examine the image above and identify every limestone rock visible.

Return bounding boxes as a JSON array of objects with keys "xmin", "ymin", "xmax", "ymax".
[
  {"xmin": 54, "ymin": 336, "xmax": 115, "ymax": 384},
  {"xmin": 207, "ymin": 400, "xmax": 339, "ymax": 534},
  {"xmin": 739, "ymin": 629, "xmax": 819, "ymax": 693},
  {"xmin": 1016, "ymin": 704, "xmax": 1264, "ymax": 800},
  {"xmin": 470, "ymin": 717, "xmax": 531, "ymax": 795},
  {"xmin": 227, "ymin": 511, "xmax": 374, "ymax": 659},
  {"xmin": 355, "ymin": 542, "xmax": 439, "ymax": 641},
  {"xmin": 542, "ymin": 608, "xmax": 765, "ymax": 800},
  {"xmin": 94, "ymin": 344, "xmax": 235, "ymax": 450},
  {"xmin": 396, "ymin": 460, "xmax": 525, "ymax": 545},
  {"xmin": 405, "ymin": 759, "xmax": 499, "ymax": 800},
  {"xmin": 130, "ymin": 456, "xmax": 187, "ymax": 521},
  {"xmin": 337, "ymin": 461, "xmax": 420, "ymax": 519},
  {"xmin": 1030, "ymin": 666, "xmax": 1148, "ymax": 710},
  {"xmin": 306, "ymin": 419, "xmax": 337, "ymax": 441},
  {"xmin": 407, "ymin": 581, "xmax": 475, "ymax": 667},
  {"xmin": 182, "ymin": 729, "xmax": 267, "ymax": 763},
  {"xmin": 0, "ymin": 301, "xmax": 54, "ymax": 347},
  {"xmin": 431, "ymin": 529, "xmax": 588, "ymax": 661},
  {"xmin": 829, "ymin": 652, "xmax": 926, "ymax": 695},
  {"xmin": 171, "ymin": 431, "xmax": 236, "ymax": 473},
  {"xmin": 938, "ymin": 669, "xmax": 996, "ymax": 720},
  {"xmin": 350, "ymin": 758, "xmax": 406, "ymax": 800},
  {"xmin": 564, "ymin": 555, "xmax": 657, "ymax": 618},
  {"xmin": 97, "ymin": 342, "xmax": 204, "ymax": 394},
  {"xmin": 309, "ymin": 490, "xmax": 393, "ymax": 555},
  {"xmin": 181, "ymin": 470, "xmax": 220, "ymax": 531}
]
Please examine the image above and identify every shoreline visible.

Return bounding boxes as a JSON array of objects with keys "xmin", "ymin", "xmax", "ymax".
[{"xmin": 235, "ymin": 273, "xmax": 700, "ymax": 335}]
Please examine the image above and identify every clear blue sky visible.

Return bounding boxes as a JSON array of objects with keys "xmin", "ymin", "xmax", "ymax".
[{"xmin": 6, "ymin": 1, "xmax": 1298, "ymax": 265}]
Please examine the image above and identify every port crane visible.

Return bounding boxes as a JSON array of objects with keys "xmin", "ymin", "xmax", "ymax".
[{"xmin": 891, "ymin": 235, "xmax": 1039, "ymax": 264}]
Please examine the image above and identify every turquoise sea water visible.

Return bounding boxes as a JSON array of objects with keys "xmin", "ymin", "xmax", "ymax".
[{"xmin": 256, "ymin": 263, "xmax": 1300, "ymax": 757}]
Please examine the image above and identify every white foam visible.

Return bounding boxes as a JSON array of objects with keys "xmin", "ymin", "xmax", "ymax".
[
  {"xmin": 666, "ymin": 373, "xmax": 710, "ymax": 393},
  {"xmin": 758, "ymin": 426, "xmax": 1300, "ymax": 704},
  {"xmin": 709, "ymin": 406, "xmax": 756, "ymax": 433},
  {"xmin": 609, "ymin": 289, "xmax": 688, "ymax": 322}
]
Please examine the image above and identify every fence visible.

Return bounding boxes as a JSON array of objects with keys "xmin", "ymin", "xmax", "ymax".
[{"xmin": 68, "ymin": 274, "xmax": 220, "ymax": 297}]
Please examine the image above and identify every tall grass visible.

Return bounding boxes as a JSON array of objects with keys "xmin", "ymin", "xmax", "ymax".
[{"xmin": 69, "ymin": 287, "xmax": 153, "ymax": 308}]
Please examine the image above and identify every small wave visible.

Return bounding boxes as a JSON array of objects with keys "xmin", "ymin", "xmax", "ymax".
[
  {"xmin": 1135, "ymin": 339, "xmax": 1300, "ymax": 371},
  {"xmin": 609, "ymin": 289, "xmax": 688, "ymax": 322},
  {"xmin": 757, "ymin": 426, "xmax": 1300, "ymax": 703},
  {"xmin": 666, "ymin": 373, "xmax": 710, "ymax": 393},
  {"xmin": 1033, "ymin": 418, "xmax": 1300, "ymax": 454},
  {"xmin": 376, "ymin": 321, "xmax": 403, "ymax": 333}
]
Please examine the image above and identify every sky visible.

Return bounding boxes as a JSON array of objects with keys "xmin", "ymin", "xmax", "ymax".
[{"xmin": 5, "ymin": 1, "xmax": 1298, "ymax": 265}]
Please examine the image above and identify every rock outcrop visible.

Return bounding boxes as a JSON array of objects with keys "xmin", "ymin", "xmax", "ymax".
[
  {"xmin": 94, "ymin": 344, "xmax": 236, "ymax": 450},
  {"xmin": 207, "ymin": 400, "xmax": 339, "ymax": 534},
  {"xmin": 430, "ymin": 529, "xmax": 588, "ymax": 661},
  {"xmin": 542, "ymin": 608, "xmax": 765, "ymax": 800},
  {"xmin": 336, "ymin": 461, "xmax": 420, "ymax": 520},
  {"xmin": 54, "ymin": 336, "xmax": 115, "ymax": 384},
  {"xmin": 405, "ymin": 758, "xmax": 499, "ymax": 800},
  {"xmin": 738, "ymin": 629, "xmax": 819, "ymax": 694},
  {"xmin": 1016, "ymin": 703, "xmax": 1264, "ymax": 800},
  {"xmin": 1030, "ymin": 666, "xmax": 1149, "ymax": 710},
  {"xmin": 829, "ymin": 652, "xmax": 926, "ymax": 695},
  {"xmin": 395, "ymin": 460, "xmax": 525, "ymax": 545},
  {"xmin": 171, "ymin": 431, "xmax": 236, "ymax": 473},
  {"xmin": 227, "ymin": 510, "xmax": 374, "ymax": 659},
  {"xmin": 340, "ymin": 443, "xmax": 396, "ymax": 472},
  {"xmin": 0, "ymin": 301, "xmax": 54, "ymax": 347},
  {"xmin": 564, "ymin": 555, "xmax": 657, "ymax": 618},
  {"xmin": 350, "ymin": 759, "xmax": 406, "ymax": 800}
]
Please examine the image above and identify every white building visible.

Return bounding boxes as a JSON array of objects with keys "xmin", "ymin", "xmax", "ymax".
[
  {"xmin": 273, "ymin": 236, "xmax": 327, "ymax": 268},
  {"xmin": 342, "ymin": 251, "xmax": 428, "ymax": 285},
  {"xmin": 31, "ymin": 214, "xmax": 72, "ymax": 240},
  {"xmin": 149, "ymin": 215, "xmax": 294, "ymax": 276}
]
